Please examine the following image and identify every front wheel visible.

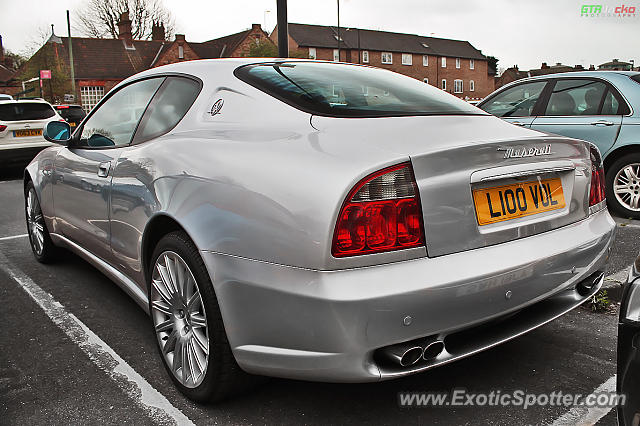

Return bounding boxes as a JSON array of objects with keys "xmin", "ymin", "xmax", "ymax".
[
  {"xmin": 25, "ymin": 182, "xmax": 57, "ymax": 263},
  {"xmin": 605, "ymin": 153, "xmax": 640, "ymax": 219},
  {"xmin": 148, "ymin": 231, "xmax": 255, "ymax": 402}
]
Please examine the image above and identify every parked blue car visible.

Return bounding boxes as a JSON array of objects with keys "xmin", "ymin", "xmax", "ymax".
[{"xmin": 479, "ymin": 71, "xmax": 640, "ymax": 218}]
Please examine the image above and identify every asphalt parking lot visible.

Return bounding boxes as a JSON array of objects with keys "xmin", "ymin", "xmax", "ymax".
[{"xmin": 1, "ymin": 167, "xmax": 639, "ymax": 426}]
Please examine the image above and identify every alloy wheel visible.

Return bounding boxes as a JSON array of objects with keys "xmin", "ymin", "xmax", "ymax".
[
  {"xmin": 26, "ymin": 188, "xmax": 45, "ymax": 256},
  {"xmin": 613, "ymin": 163, "xmax": 640, "ymax": 212},
  {"xmin": 151, "ymin": 251, "xmax": 209, "ymax": 388}
]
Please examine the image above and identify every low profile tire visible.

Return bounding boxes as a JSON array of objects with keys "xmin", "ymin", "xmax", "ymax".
[
  {"xmin": 148, "ymin": 231, "xmax": 255, "ymax": 402},
  {"xmin": 605, "ymin": 152, "xmax": 640, "ymax": 219},
  {"xmin": 25, "ymin": 181, "xmax": 57, "ymax": 263}
]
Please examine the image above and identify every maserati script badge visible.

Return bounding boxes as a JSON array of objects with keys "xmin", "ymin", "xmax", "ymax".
[{"xmin": 498, "ymin": 144, "xmax": 553, "ymax": 159}]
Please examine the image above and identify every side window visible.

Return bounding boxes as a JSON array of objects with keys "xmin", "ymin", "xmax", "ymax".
[
  {"xmin": 544, "ymin": 79, "xmax": 606, "ymax": 116},
  {"xmin": 601, "ymin": 90, "xmax": 620, "ymax": 115},
  {"xmin": 134, "ymin": 77, "xmax": 200, "ymax": 143},
  {"xmin": 480, "ymin": 81, "xmax": 547, "ymax": 117},
  {"xmin": 80, "ymin": 78, "xmax": 163, "ymax": 147}
]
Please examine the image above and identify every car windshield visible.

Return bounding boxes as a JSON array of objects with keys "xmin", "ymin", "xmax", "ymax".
[
  {"xmin": 0, "ymin": 102, "xmax": 56, "ymax": 121},
  {"xmin": 235, "ymin": 62, "xmax": 485, "ymax": 118}
]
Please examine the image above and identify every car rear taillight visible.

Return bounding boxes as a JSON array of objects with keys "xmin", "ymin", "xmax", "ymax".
[
  {"xmin": 589, "ymin": 145, "xmax": 606, "ymax": 207},
  {"xmin": 331, "ymin": 162, "xmax": 425, "ymax": 257},
  {"xmin": 0, "ymin": 125, "xmax": 6, "ymax": 132}
]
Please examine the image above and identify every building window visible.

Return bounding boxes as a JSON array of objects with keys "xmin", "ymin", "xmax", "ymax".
[
  {"xmin": 441, "ymin": 79, "xmax": 446, "ymax": 90},
  {"xmin": 80, "ymin": 86, "xmax": 104, "ymax": 111},
  {"xmin": 333, "ymin": 49, "xmax": 339, "ymax": 61},
  {"xmin": 470, "ymin": 59, "xmax": 475, "ymax": 70},
  {"xmin": 423, "ymin": 55, "xmax": 428, "ymax": 66},
  {"xmin": 178, "ymin": 45, "xmax": 184, "ymax": 59},
  {"xmin": 454, "ymin": 79, "xmax": 463, "ymax": 93},
  {"xmin": 381, "ymin": 52, "xmax": 393, "ymax": 64},
  {"xmin": 255, "ymin": 37, "xmax": 261, "ymax": 46},
  {"xmin": 456, "ymin": 58, "xmax": 461, "ymax": 69},
  {"xmin": 402, "ymin": 53, "xmax": 412, "ymax": 65},
  {"xmin": 423, "ymin": 78, "xmax": 429, "ymax": 84},
  {"xmin": 308, "ymin": 47, "xmax": 317, "ymax": 60},
  {"xmin": 441, "ymin": 57, "xmax": 446, "ymax": 68},
  {"xmin": 362, "ymin": 50, "xmax": 369, "ymax": 63},
  {"xmin": 470, "ymin": 80, "xmax": 475, "ymax": 92}
]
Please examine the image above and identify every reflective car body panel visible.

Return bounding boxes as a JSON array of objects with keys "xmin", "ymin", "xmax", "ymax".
[
  {"xmin": 25, "ymin": 59, "xmax": 616, "ymax": 381},
  {"xmin": 618, "ymin": 253, "xmax": 640, "ymax": 425}
]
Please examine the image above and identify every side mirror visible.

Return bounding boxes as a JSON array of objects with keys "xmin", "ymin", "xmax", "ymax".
[{"xmin": 43, "ymin": 121, "xmax": 71, "ymax": 145}]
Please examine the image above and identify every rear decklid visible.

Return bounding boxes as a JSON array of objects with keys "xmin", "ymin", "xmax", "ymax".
[{"xmin": 311, "ymin": 114, "xmax": 592, "ymax": 257}]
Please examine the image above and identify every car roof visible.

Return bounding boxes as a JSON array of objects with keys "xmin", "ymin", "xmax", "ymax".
[{"xmin": 0, "ymin": 99, "xmax": 53, "ymax": 105}]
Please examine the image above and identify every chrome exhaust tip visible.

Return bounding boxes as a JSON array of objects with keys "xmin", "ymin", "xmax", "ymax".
[
  {"xmin": 383, "ymin": 344, "xmax": 425, "ymax": 367},
  {"xmin": 422, "ymin": 340, "xmax": 445, "ymax": 360}
]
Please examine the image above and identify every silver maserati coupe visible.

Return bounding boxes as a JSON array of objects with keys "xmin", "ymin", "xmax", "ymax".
[{"xmin": 26, "ymin": 59, "xmax": 616, "ymax": 402}]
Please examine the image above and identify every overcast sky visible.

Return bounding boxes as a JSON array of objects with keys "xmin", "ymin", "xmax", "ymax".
[{"xmin": 1, "ymin": 0, "xmax": 637, "ymax": 72}]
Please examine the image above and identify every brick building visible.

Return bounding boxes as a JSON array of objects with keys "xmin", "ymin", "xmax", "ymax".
[
  {"xmin": 271, "ymin": 23, "xmax": 495, "ymax": 100},
  {"xmin": 10, "ymin": 13, "xmax": 272, "ymax": 110}
]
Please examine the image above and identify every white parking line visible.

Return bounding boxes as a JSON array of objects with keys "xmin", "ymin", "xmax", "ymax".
[
  {"xmin": 0, "ymin": 233, "xmax": 28, "ymax": 241},
  {"xmin": 548, "ymin": 375, "xmax": 616, "ymax": 426},
  {"xmin": 0, "ymin": 252, "xmax": 195, "ymax": 426}
]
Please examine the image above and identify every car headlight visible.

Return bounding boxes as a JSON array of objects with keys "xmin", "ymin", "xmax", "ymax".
[{"xmin": 624, "ymin": 255, "xmax": 640, "ymax": 322}]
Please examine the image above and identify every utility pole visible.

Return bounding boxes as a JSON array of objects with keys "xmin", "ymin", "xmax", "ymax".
[
  {"xmin": 276, "ymin": 0, "xmax": 288, "ymax": 57},
  {"xmin": 337, "ymin": 0, "xmax": 340, "ymax": 61},
  {"xmin": 67, "ymin": 10, "xmax": 76, "ymax": 101}
]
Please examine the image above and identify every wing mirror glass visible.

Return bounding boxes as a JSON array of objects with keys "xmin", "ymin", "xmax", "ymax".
[{"xmin": 43, "ymin": 121, "xmax": 71, "ymax": 145}]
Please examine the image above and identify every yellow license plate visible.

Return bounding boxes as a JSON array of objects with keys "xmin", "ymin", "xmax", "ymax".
[
  {"xmin": 69, "ymin": 122, "xmax": 76, "ymax": 127},
  {"xmin": 473, "ymin": 178, "xmax": 566, "ymax": 226},
  {"xmin": 14, "ymin": 129, "xmax": 43, "ymax": 137}
]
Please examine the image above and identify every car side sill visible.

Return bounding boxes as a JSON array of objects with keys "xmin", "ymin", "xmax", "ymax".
[{"xmin": 50, "ymin": 233, "xmax": 149, "ymax": 313}]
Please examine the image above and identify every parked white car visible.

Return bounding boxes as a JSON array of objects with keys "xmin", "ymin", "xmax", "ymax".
[{"xmin": 0, "ymin": 99, "xmax": 63, "ymax": 167}]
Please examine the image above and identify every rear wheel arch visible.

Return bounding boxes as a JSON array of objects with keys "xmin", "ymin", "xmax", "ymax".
[
  {"xmin": 603, "ymin": 144, "xmax": 640, "ymax": 172},
  {"xmin": 141, "ymin": 214, "xmax": 190, "ymax": 281}
]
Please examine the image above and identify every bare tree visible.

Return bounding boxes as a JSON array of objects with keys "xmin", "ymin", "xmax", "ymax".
[{"xmin": 75, "ymin": 0, "xmax": 175, "ymax": 40}]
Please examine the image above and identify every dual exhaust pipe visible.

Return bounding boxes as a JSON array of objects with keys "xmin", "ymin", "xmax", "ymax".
[{"xmin": 383, "ymin": 339, "xmax": 446, "ymax": 367}]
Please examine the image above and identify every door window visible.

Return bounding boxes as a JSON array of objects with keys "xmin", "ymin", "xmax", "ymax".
[
  {"xmin": 134, "ymin": 77, "xmax": 201, "ymax": 143},
  {"xmin": 79, "ymin": 78, "xmax": 163, "ymax": 148},
  {"xmin": 480, "ymin": 81, "xmax": 547, "ymax": 117},
  {"xmin": 601, "ymin": 89, "xmax": 621, "ymax": 115},
  {"xmin": 543, "ymin": 79, "xmax": 607, "ymax": 116}
]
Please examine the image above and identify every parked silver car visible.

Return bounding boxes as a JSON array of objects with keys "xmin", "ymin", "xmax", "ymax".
[
  {"xmin": 27, "ymin": 59, "xmax": 615, "ymax": 402},
  {"xmin": 478, "ymin": 71, "xmax": 640, "ymax": 218}
]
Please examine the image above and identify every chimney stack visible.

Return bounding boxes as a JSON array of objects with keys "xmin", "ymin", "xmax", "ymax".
[
  {"xmin": 118, "ymin": 12, "xmax": 133, "ymax": 47},
  {"xmin": 251, "ymin": 24, "xmax": 261, "ymax": 31},
  {"xmin": 151, "ymin": 21, "xmax": 165, "ymax": 41},
  {"xmin": 541, "ymin": 62, "xmax": 549, "ymax": 69}
]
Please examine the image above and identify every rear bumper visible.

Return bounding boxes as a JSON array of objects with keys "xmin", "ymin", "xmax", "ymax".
[{"xmin": 201, "ymin": 209, "xmax": 616, "ymax": 382}]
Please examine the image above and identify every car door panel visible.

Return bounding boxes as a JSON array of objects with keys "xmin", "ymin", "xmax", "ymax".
[
  {"xmin": 53, "ymin": 148, "xmax": 121, "ymax": 261},
  {"xmin": 530, "ymin": 115, "xmax": 622, "ymax": 153}
]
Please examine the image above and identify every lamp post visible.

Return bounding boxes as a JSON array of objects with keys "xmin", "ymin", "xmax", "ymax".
[{"xmin": 276, "ymin": 0, "xmax": 288, "ymax": 57}]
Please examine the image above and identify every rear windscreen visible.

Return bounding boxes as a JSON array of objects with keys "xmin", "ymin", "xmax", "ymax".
[
  {"xmin": 57, "ymin": 106, "xmax": 86, "ymax": 121},
  {"xmin": 632, "ymin": 75, "xmax": 640, "ymax": 85},
  {"xmin": 235, "ymin": 62, "xmax": 485, "ymax": 118},
  {"xmin": 0, "ymin": 103, "xmax": 56, "ymax": 121}
]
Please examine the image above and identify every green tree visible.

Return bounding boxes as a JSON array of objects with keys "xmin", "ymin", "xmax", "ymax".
[
  {"xmin": 487, "ymin": 56, "xmax": 499, "ymax": 73},
  {"xmin": 14, "ymin": 42, "xmax": 72, "ymax": 103}
]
